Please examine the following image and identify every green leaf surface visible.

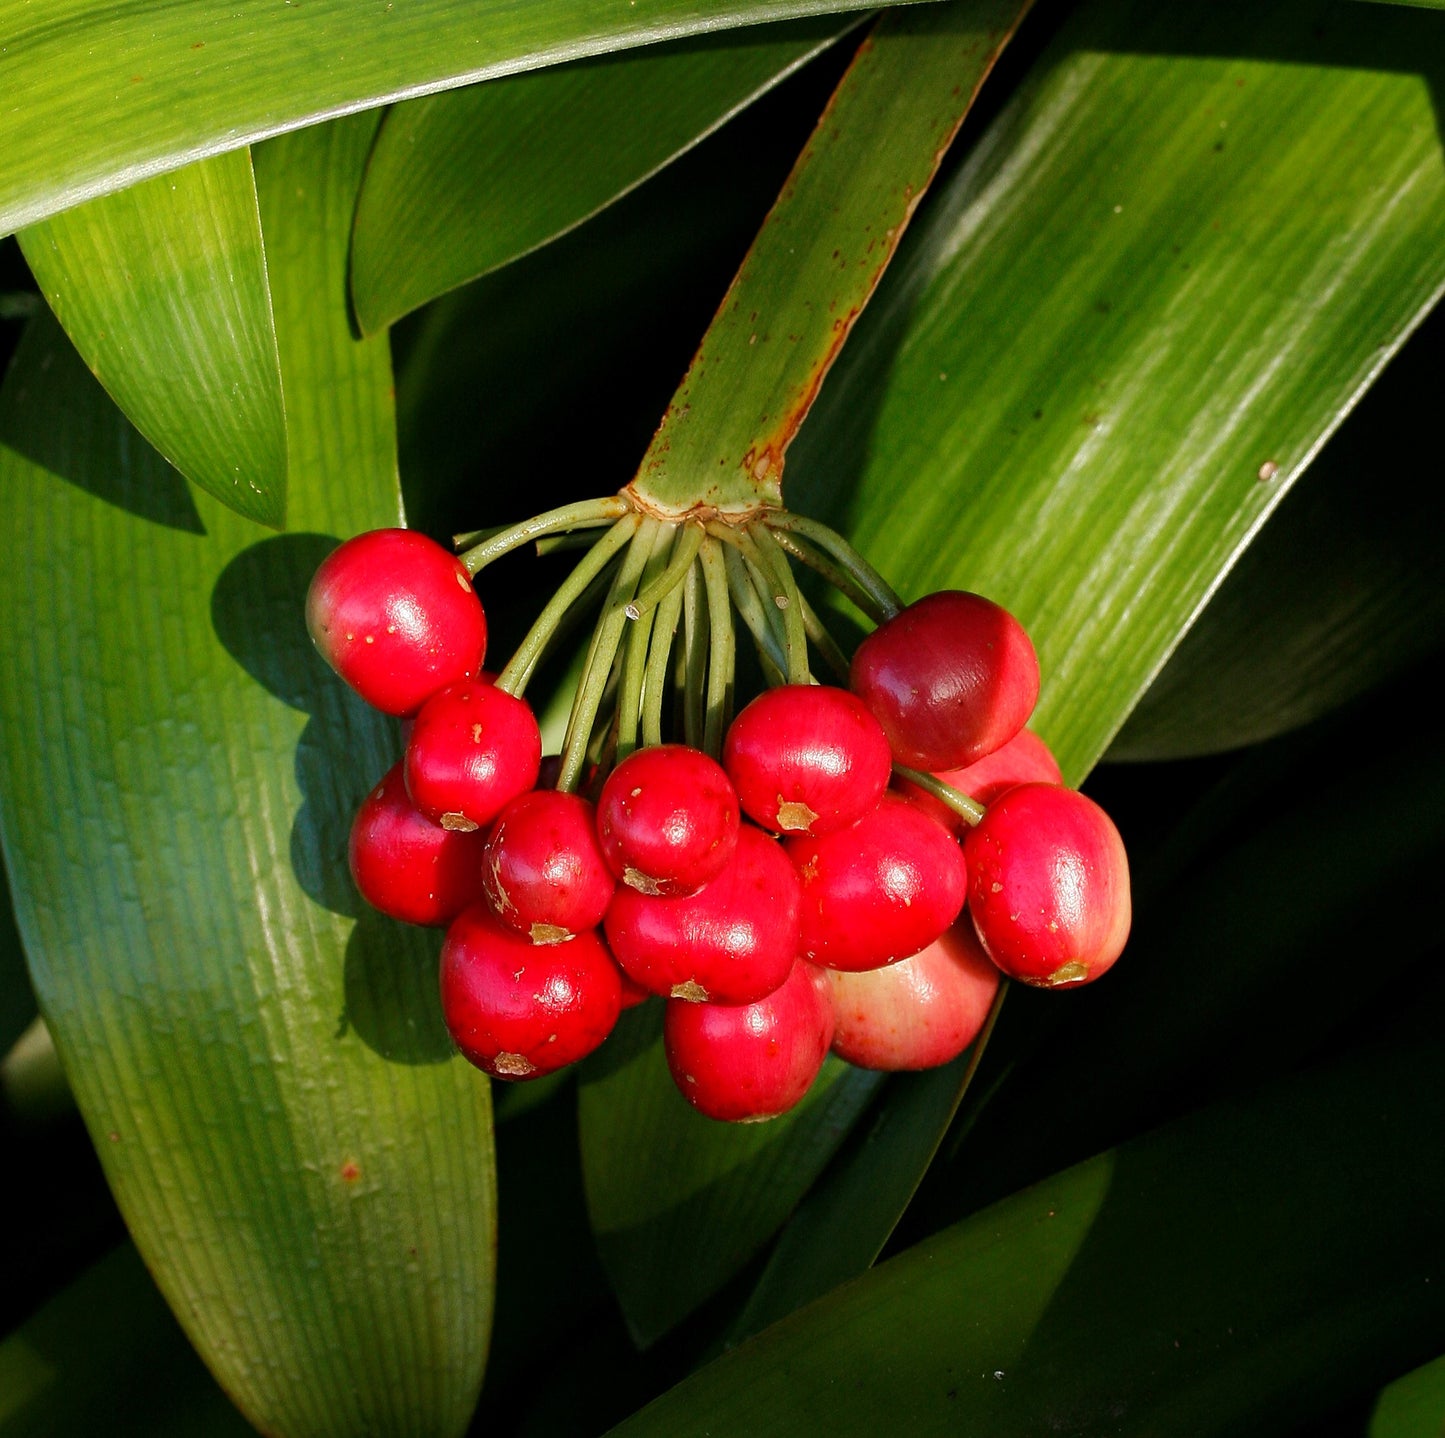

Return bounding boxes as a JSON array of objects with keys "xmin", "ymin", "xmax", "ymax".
[
  {"xmin": 578, "ymin": 1003, "xmax": 880, "ymax": 1346},
  {"xmin": 0, "ymin": 0, "xmax": 896, "ymax": 239},
  {"xmin": 17, "ymin": 151, "xmax": 286, "ymax": 527},
  {"xmin": 0, "ymin": 1244, "xmax": 253, "ymax": 1438},
  {"xmin": 1110, "ymin": 303, "xmax": 1445, "ymax": 759},
  {"xmin": 1369, "ymin": 1353, "xmax": 1445, "ymax": 1437},
  {"xmin": 0, "ymin": 113, "xmax": 496, "ymax": 1438},
  {"xmin": 351, "ymin": 17, "xmax": 855, "ymax": 334},
  {"xmin": 609, "ymin": 1036, "xmax": 1445, "ymax": 1437},
  {"xmin": 786, "ymin": 0, "xmax": 1445, "ymax": 782},
  {"xmin": 632, "ymin": 0, "xmax": 1033, "ymax": 513},
  {"xmin": 0, "ymin": 859, "xmax": 33, "ymax": 1056}
]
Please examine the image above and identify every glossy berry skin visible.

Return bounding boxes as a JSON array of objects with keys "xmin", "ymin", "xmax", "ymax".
[
  {"xmin": 482, "ymin": 790, "xmax": 615, "ymax": 943},
  {"xmin": 723, "ymin": 684, "xmax": 892, "ymax": 836},
  {"xmin": 440, "ymin": 903, "xmax": 621, "ymax": 1080},
  {"xmin": 604, "ymin": 825, "xmax": 800, "ymax": 1004},
  {"xmin": 788, "ymin": 794, "xmax": 967, "ymax": 972},
  {"xmin": 596, "ymin": 745, "xmax": 739, "ymax": 896},
  {"xmin": 405, "ymin": 679, "xmax": 541, "ymax": 831},
  {"xmin": 664, "ymin": 961, "xmax": 834, "ymax": 1122},
  {"xmin": 349, "ymin": 763, "xmax": 488, "ymax": 927},
  {"xmin": 306, "ymin": 528, "xmax": 487, "ymax": 716},
  {"xmin": 824, "ymin": 918, "xmax": 998, "ymax": 1070},
  {"xmin": 850, "ymin": 590, "xmax": 1039, "ymax": 771},
  {"xmin": 965, "ymin": 783, "xmax": 1131, "ymax": 988},
  {"xmin": 897, "ymin": 729, "xmax": 1063, "ymax": 838}
]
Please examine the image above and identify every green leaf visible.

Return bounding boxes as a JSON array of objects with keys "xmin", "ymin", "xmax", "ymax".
[
  {"xmin": 0, "ymin": 1244, "xmax": 254, "ymax": 1438},
  {"xmin": 0, "ymin": 858, "xmax": 34, "ymax": 1056},
  {"xmin": 18, "ymin": 150, "xmax": 287, "ymax": 527},
  {"xmin": 351, "ymin": 16, "xmax": 856, "ymax": 334},
  {"xmin": 578, "ymin": 1003, "xmax": 880, "ymax": 1346},
  {"xmin": 786, "ymin": 0, "xmax": 1445, "ymax": 782},
  {"xmin": 0, "ymin": 113, "xmax": 496, "ymax": 1438},
  {"xmin": 608, "ymin": 1035, "xmax": 1445, "ymax": 1437},
  {"xmin": 1368, "ymin": 1353, "xmax": 1445, "ymax": 1437},
  {"xmin": 0, "ymin": 0, "xmax": 900, "ymax": 239},
  {"xmin": 1110, "ymin": 305, "xmax": 1445, "ymax": 759},
  {"xmin": 631, "ymin": 0, "xmax": 1034, "ymax": 513}
]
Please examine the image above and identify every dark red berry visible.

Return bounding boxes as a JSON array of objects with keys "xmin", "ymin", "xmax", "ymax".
[
  {"xmin": 850, "ymin": 590, "xmax": 1039, "ymax": 771},
  {"xmin": 965, "ymin": 783, "xmax": 1131, "ymax": 988},
  {"xmin": 405, "ymin": 679, "xmax": 541, "ymax": 831},
  {"xmin": 723, "ymin": 684, "xmax": 892, "ymax": 836},
  {"xmin": 604, "ymin": 825, "xmax": 800, "ymax": 1004},
  {"xmin": 788, "ymin": 793, "xmax": 967, "ymax": 972},
  {"xmin": 306, "ymin": 528, "xmax": 487, "ymax": 716},
  {"xmin": 348, "ymin": 762, "xmax": 488, "ymax": 927},
  {"xmin": 824, "ymin": 918, "xmax": 998, "ymax": 1070},
  {"xmin": 596, "ymin": 744, "xmax": 740, "ymax": 896},
  {"xmin": 482, "ymin": 790, "xmax": 615, "ymax": 943},
  {"xmin": 439, "ymin": 904, "xmax": 621, "ymax": 1079},
  {"xmin": 897, "ymin": 728, "xmax": 1063, "ymax": 837},
  {"xmin": 664, "ymin": 960, "xmax": 833, "ymax": 1122}
]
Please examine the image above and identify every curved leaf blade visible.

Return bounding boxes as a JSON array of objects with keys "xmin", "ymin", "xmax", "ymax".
[
  {"xmin": 0, "ymin": 0, "xmax": 900, "ymax": 239},
  {"xmin": 0, "ymin": 113, "xmax": 496, "ymax": 1438},
  {"xmin": 18, "ymin": 150, "xmax": 286, "ymax": 526},
  {"xmin": 609, "ymin": 1036, "xmax": 1445, "ymax": 1437},
  {"xmin": 351, "ymin": 17, "xmax": 856, "ymax": 333},
  {"xmin": 1368, "ymin": 1353, "xmax": 1445, "ymax": 1437},
  {"xmin": 787, "ymin": 0, "xmax": 1445, "ymax": 781}
]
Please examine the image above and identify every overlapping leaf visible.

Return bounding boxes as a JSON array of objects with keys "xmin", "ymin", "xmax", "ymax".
[{"xmin": 0, "ymin": 113, "xmax": 496, "ymax": 1438}]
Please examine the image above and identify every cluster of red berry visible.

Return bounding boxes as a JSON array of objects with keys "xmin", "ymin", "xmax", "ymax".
[{"xmin": 306, "ymin": 519, "xmax": 1130, "ymax": 1123}]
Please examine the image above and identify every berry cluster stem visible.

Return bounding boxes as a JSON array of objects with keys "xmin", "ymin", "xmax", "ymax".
[
  {"xmin": 459, "ymin": 495, "xmax": 629, "ymax": 575},
  {"xmin": 893, "ymin": 766, "xmax": 986, "ymax": 827}
]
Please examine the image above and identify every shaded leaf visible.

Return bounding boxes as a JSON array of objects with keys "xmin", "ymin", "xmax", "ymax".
[
  {"xmin": 0, "ymin": 0, "xmax": 900, "ymax": 238},
  {"xmin": 0, "ymin": 112, "xmax": 495, "ymax": 1438},
  {"xmin": 0, "ymin": 857, "xmax": 33, "ymax": 1055},
  {"xmin": 351, "ymin": 16, "xmax": 856, "ymax": 333},
  {"xmin": 18, "ymin": 150, "xmax": 286, "ymax": 526},
  {"xmin": 787, "ymin": 0, "xmax": 1445, "ymax": 782},
  {"xmin": 1368, "ymin": 1353, "xmax": 1445, "ymax": 1438},
  {"xmin": 608, "ymin": 1035, "xmax": 1445, "ymax": 1437}
]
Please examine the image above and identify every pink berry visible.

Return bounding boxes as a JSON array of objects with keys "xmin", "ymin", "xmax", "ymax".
[
  {"xmin": 404, "ymin": 679, "xmax": 541, "ymax": 831},
  {"xmin": 306, "ymin": 528, "xmax": 487, "ymax": 716},
  {"xmin": 850, "ymin": 590, "xmax": 1039, "ymax": 770},
  {"xmin": 897, "ymin": 729, "xmax": 1063, "ymax": 837},
  {"xmin": 787, "ymin": 794, "xmax": 967, "ymax": 972},
  {"xmin": 664, "ymin": 961, "xmax": 834, "ymax": 1122},
  {"xmin": 824, "ymin": 918, "xmax": 999, "ymax": 1070},
  {"xmin": 964, "ymin": 783, "xmax": 1131, "ymax": 988},
  {"xmin": 596, "ymin": 745, "xmax": 739, "ymax": 896},
  {"xmin": 348, "ymin": 762, "xmax": 488, "ymax": 927},
  {"xmin": 439, "ymin": 904, "xmax": 621, "ymax": 1079},
  {"xmin": 482, "ymin": 790, "xmax": 615, "ymax": 943},
  {"xmin": 604, "ymin": 825, "xmax": 800, "ymax": 1004},
  {"xmin": 723, "ymin": 684, "xmax": 892, "ymax": 836}
]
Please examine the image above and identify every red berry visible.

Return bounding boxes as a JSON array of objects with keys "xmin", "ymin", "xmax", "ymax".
[
  {"xmin": 482, "ymin": 790, "xmax": 615, "ymax": 943},
  {"xmin": 897, "ymin": 729, "xmax": 1063, "ymax": 838},
  {"xmin": 405, "ymin": 679, "xmax": 542, "ymax": 831},
  {"xmin": 439, "ymin": 904, "xmax": 621, "ymax": 1079},
  {"xmin": 964, "ymin": 783, "xmax": 1131, "ymax": 988},
  {"xmin": 596, "ymin": 745, "xmax": 739, "ymax": 896},
  {"xmin": 604, "ymin": 825, "xmax": 800, "ymax": 1004},
  {"xmin": 787, "ymin": 793, "xmax": 967, "ymax": 972},
  {"xmin": 850, "ymin": 590, "xmax": 1039, "ymax": 770},
  {"xmin": 824, "ymin": 918, "xmax": 998, "ymax": 1070},
  {"xmin": 723, "ymin": 684, "xmax": 892, "ymax": 836},
  {"xmin": 348, "ymin": 762, "xmax": 488, "ymax": 927},
  {"xmin": 306, "ymin": 528, "xmax": 487, "ymax": 716},
  {"xmin": 664, "ymin": 961, "xmax": 834, "ymax": 1122}
]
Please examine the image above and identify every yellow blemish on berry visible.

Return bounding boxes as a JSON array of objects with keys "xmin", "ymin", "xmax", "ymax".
[
  {"xmin": 471, "ymin": 723, "xmax": 483, "ymax": 743},
  {"xmin": 455, "ymin": 570, "xmax": 471, "ymax": 591},
  {"xmin": 493, "ymin": 1052, "xmax": 535, "ymax": 1077},
  {"xmin": 441, "ymin": 812, "xmax": 478, "ymax": 832},
  {"xmin": 671, "ymin": 980, "xmax": 709, "ymax": 1002}
]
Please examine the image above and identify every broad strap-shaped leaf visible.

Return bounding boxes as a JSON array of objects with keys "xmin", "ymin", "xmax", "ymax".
[
  {"xmin": 786, "ymin": 0, "xmax": 1445, "ymax": 781},
  {"xmin": 351, "ymin": 16, "xmax": 856, "ymax": 334},
  {"xmin": 1110, "ymin": 304, "xmax": 1445, "ymax": 759},
  {"xmin": 0, "ymin": 860, "xmax": 33, "ymax": 1055},
  {"xmin": 578, "ymin": 1004, "xmax": 879, "ymax": 1346},
  {"xmin": 0, "ymin": 0, "xmax": 907, "ymax": 238},
  {"xmin": 609, "ymin": 1036, "xmax": 1445, "ymax": 1437},
  {"xmin": 630, "ymin": 0, "xmax": 1035, "ymax": 513},
  {"xmin": 0, "ymin": 1244, "xmax": 254, "ymax": 1438},
  {"xmin": 18, "ymin": 150, "xmax": 287, "ymax": 527},
  {"xmin": 1368, "ymin": 1353, "xmax": 1445, "ymax": 1437},
  {"xmin": 0, "ymin": 113, "xmax": 496, "ymax": 1438}
]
